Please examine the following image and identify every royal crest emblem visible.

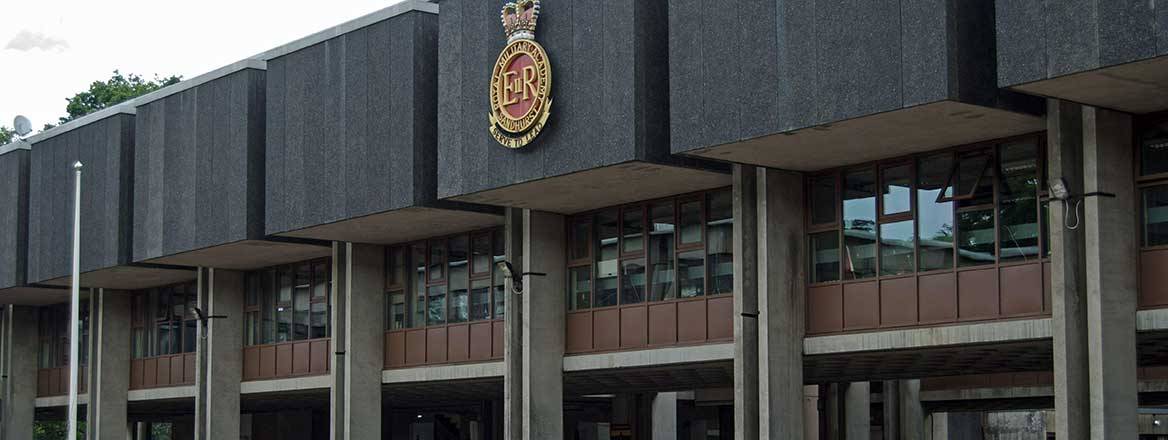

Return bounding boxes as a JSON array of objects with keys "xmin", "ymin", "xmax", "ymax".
[{"xmin": 488, "ymin": 0, "xmax": 552, "ymax": 149}]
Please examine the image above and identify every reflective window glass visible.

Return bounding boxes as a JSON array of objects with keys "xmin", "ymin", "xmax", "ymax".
[
  {"xmin": 568, "ymin": 267, "xmax": 592, "ymax": 310},
  {"xmin": 882, "ymin": 164, "xmax": 912, "ymax": 216},
  {"xmin": 427, "ymin": 285, "xmax": 447, "ymax": 326},
  {"xmin": 998, "ymin": 141, "xmax": 1039, "ymax": 262},
  {"xmin": 707, "ymin": 191, "xmax": 734, "ymax": 295},
  {"xmin": 1145, "ymin": 185, "xmax": 1168, "ymax": 247},
  {"xmin": 680, "ymin": 200, "xmax": 703, "ymax": 244},
  {"xmin": 472, "ymin": 234, "xmax": 492, "ymax": 274},
  {"xmin": 429, "ymin": 241, "xmax": 446, "ymax": 281},
  {"xmin": 494, "ymin": 230, "xmax": 506, "ymax": 319},
  {"xmin": 880, "ymin": 221, "xmax": 915, "ymax": 276},
  {"xmin": 413, "ymin": 244, "xmax": 427, "ymax": 328},
  {"xmin": 678, "ymin": 250, "xmax": 704, "ymax": 298},
  {"xmin": 958, "ymin": 209, "xmax": 996, "ymax": 266},
  {"xmin": 621, "ymin": 259, "xmax": 646, "ymax": 304},
  {"xmin": 956, "ymin": 152, "xmax": 994, "ymax": 207},
  {"xmin": 622, "ymin": 207, "xmax": 644, "ymax": 253},
  {"xmin": 595, "ymin": 210, "xmax": 619, "ymax": 307},
  {"xmin": 917, "ymin": 154, "xmax": 955, "ymax": 271},
  {"xmin": 810, "ymin": 232, "xmax": 840, "ymax": 283},
  {"xmin": 449, "ymin": 236, "xmax": 469, "ymax": 323},
  {"xmin": 649, "ymin": 202, "xmax": 676, "ymax": 301},
  {"xmin": 570, "ymin": 218, "xmax": 590, "ymax": 261},
  {"xmin": 1142, "ymin": 121, "xmax": 1168, "ymax": 176},
  {"xmin": 843, "ymin": 169, "xmax": 877, "ymax": 279},
  {"xmin": 810, "ymin": 175, "xmax": 836, "ymax": 225},
  {"xmin": 293, "ymin": 264, "xmax": 311, "ymax": 340},
  {"xmin": 470, "ymin": 280, "xmax": 492, "ymax": 321},
  {"xmin": 388, "ymin": 292, "xmax": 406, "ymax": 330},
  {"xmin": 388, "ymin": 247, "xmax": 405, "ymax": 287}
]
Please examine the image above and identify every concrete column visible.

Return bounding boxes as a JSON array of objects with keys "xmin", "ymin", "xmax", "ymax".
[
  {"xmin": 803, "ymin": 385, "xmax": 820, "ymax": 440},
  {"xmin": 924, "ymin": 413, "xmax": 945, "ymax": 440},
  {"xmin": 195, "ymin": 268, "xmax": 243, "ymax": 440},
  {"xmin": 87, "ymin": 289, "xmax": 131, "ymax": 440},
  {"xmin": 756, "ymin": 167, "xmax": 805, "ymax": 439},
  {"xmin": 1049, "ymin": 99, "xmax": 1090, "ymax": 440},
  {"xmin": 897, "ymin": 380, "xmax": 924, "ymax": 440},
  {"xmin": 825, "ymin": 384, "xmax": 843, "ymax": 440},
  {"xmin": 1082, "ymin": 106, "xmax": 1138, "ymax": 438},
  {"xmin": 2, "ymin": 305, "xmax": 37, "ymax": 440},
  {"xmin": 732, "ymin": 164, "xmax": 760, "ymax": 440},
  {"xmin": 330, "ymin": 243, "xmax": 385, "ymax": 440},
  {"xmin": 652, "ymin": 392, "xmax": 677, "ymax": 440},
  {"xmin": 503, "ymin": 207, "xmax": 524, "ymax": 440},
  {"xmin": 843, "ymin": 382, "xmax": 870, "ymax": 440},
  {"xmin": 521, "ymin": 210, "xmax": 565, "ymax": 440}
]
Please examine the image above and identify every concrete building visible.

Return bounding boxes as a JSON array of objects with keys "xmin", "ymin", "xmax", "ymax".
[{"xmin": 0, "ymin": 0, "xmax": 1165, "ymax": 438}]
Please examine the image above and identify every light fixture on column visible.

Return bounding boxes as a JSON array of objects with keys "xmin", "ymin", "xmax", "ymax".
[
  {"xmin": 495, "ymin": 261, "xmax": 547, "ymax": 295},
  {"xmin": 1048, "ymin": 178, "xmax": 1117, "ymax": 230}
]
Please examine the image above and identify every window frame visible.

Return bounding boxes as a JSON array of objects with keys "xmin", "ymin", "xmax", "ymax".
[{"xmin": 1138, "ymin": 112, "xmax": 1168, "ymax": 251}]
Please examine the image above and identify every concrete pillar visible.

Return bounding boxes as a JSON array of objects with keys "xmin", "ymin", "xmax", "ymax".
[
  {"xmin": 843, "ymin": 382, "xmax": 870, "ymax": 440},
  {"xmin": 195, "ymin": 268, "xmax": 243, "ymax": 440},
  {"xmin": 1082, "ymin": 106, "xmax": 1138, "ymax": 438},
  {"xmin": 87, "ymin": 289, "xmax": 131, "ymax": 440},
  {"xmin": 330, "ymin": 242, "xmax": 385, "ymax": 440},
  {"xmin": 1049, "ymin": 99, "xmax": 1090, "ymax": 440},
  {"xmin": 503, "ymin": 207, "xmax": 524, "ymax": 440},
  {"xmin": 882, "ymin": 381, "xmax": 899, "ymax": 439},
  {"xmin": 803, "ymin": 385, "xmax": 819, "ymax": 440},
  {"xmin": 732, "ymin": 164, "xmax": 760, "ymax": 440},
  {"xmin": 652, "ymin": 392, "xmax": 677, "ymax": 440},
  {"xmin": 897, "ymin": 380, "xmax": 924, "ymax": 440},
  {"xmin": 520, "ymin": 210, "xmax": 565, "ymax": 440},
  {"xmin": 2, "ymin": 305, "xmax": 37, "ymax": 440},
  {"xmin": 756, "ymin": 167, "xmax": 806, "ymax": 439},
  {"xmin": 825, "ymin": 384, "xmax": 843, "ymax": 440}
]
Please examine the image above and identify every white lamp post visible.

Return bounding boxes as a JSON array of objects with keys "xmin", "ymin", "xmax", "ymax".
[{"xmin": 67, "ymin": 161, "xmax": 82, "ymax": 439}]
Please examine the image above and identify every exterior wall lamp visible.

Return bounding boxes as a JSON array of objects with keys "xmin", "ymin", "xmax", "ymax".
[{"xmin": 495, "ymin": 261, "xmax": 546, "ymax": 295}]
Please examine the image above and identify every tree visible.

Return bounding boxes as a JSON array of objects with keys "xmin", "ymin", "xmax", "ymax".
[
  {"xmin": 0, "ymin": 126, "xmax": 12, "ymax": 144},
  {"xmin": 53, "ymin": 70, "xmax": 181, "ymax": 126}
]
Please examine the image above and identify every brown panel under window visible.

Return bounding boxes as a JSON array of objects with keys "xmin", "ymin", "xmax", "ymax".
[
  {"xmin": 292, "ymin": 341, "xmax": 311, "ymax": 376},
  {"xmin": 51, "ymin": 368, "xmax": 63, "ymax": 395},
  {"xmin": 807, "ymin": 285, "xmax": 843, "ymax": 334},
  {"xmin": 620, "ymin": 307, "xmax": 648, "ymax": 349},
  {"xmin": 958, "ymin": 268, "xmax": 1000, "ymax": 320},
  {"xmin": 276, "ymin": 344, "xmax": 294, "ymax": 377},
  {"xmin": 879, "ymin": 278, "xmax": 918, "ymax": 327},
  {"xmin": 387, "ymin": 332, "xmax": 406, "ymax": 368},
  {"xmin": 648, "ymin": 303, "xmax": 678, "ymax": 346},
  {"xmin": 405, "ymin": 330, "xmax": 426, "ymax": 365},
  {"xmin": 594, "ymin": 309, "xmax": 620, "ymax": 350},
  {"xmin": 843, "ymin": 282, "xmax": 880, "ymax": 330},
  {"xmin": 157, "ymin": 356, "xmax": 172, "ymax": 387},
  {"xmin": 130, "ymin": 359, "xmax": 144, "ymax": 389},
  {"xmin": 310, "ymin": 340, "xmax": 330, "ymax": 374},
  {"xmin": 677, "ymin": 300, "xmax": 708, "ymax": 343},
  {"xmin": 1000, "ymin": 264, "xmax": 1043, "ymax": 316},
  {"xmin": 427, "ymin": 327, "xmax": 448, "ymax": 364},
  {"xmin": 448, "ymin": 324, "xmax": 470, "ymax": 363},
  {"xmin": 243, "ymin": 347, "xmax": 260, "ymax": 380},
  {"xmin": 492, "ymin": 321, "xmax": 505, "ymax": 359},
  {"xmin": 143, "ymin": 358, "xmax": 158, "ymax": 388},
  {"xmin": 469, "ymin": 322, "xmax": 493, "ymax": 361},
  {"xmin": 184, "ymin": 353, "xmax": 196, "ymax": 384},
  {"xmin": 1141, "ymin": 249, "xmax": 1168, "ymax": 308},
  {"xmin": 918, "ymin": 272, "xmax": 957, "ymax": 323},
  {"xmin": 169, "ymin": 355, "xmax": 184, "ymax": 385},
  {"xmin": 707, "ymin": 296, "xmax": 734, "ymax": 340},
  {"xmin": 38, "ymin": 369, "xmax": 51, "ymax": 396},
  {"xmin": 566, "ymin": 312, "xmax": 593, "ymax": 353},
  {"xmin": 259, "ymin": 346, "xmax": 278, "ymax": 379}
]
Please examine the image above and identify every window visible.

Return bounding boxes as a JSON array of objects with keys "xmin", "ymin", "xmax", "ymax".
[
  {"xmin": 38, "ymin": 302, "xmax": 89, "ymax": 368},
  {"xmin": 806, "ymin": 136, "xmax": 1047, "ymax": 286},
  {"xmin": 384, "ymin": 228, "xmax": 508, "ymax": 330},
  {"xmin": 1141, "ymin": 117, "xmax": 1168, "ymax": 248},
  {"xmin": 1145, "ymin": 185, "xmax": 1168, "ymax": 247},
  {"xmin": 244, "ymin": 259, "xmax": 331, "ymax": 346},
  {"xmin": 130, "ymin": 284, "xmax": 197, "ymax": 358},
  {"xmin": 565, "ymin": 189, "xmax": 734, "ymax": 311}
]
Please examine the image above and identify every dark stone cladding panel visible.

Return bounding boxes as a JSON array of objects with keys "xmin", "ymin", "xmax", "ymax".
[
  {"xmin": 437, "ymin": 0, "xmax": 693, "ymax": 200},
  {"xmin": 670, "ymin": 0, "xmax": 1039, "ymax": 155},
  {"xmin": 266, "ymin": 12, "xmax": 438, "ymax": 236},
  {"xmin": 133, "ymin": 69, "xmax": 265, "ymax": 262},
  {"xmin": 0, "ymin": 149, "xmax": 30, "ymax": 289},
  {"xmin": 997, "ymin": 0, "xmax": 1167, "ymax": 87},
  {"xmin": 27, "ymin": 115, "xmax": 134, "ymax": 284}
]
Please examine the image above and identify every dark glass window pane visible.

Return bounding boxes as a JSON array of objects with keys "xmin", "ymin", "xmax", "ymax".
[
  {"xmin": 277, "ymin": 270, "xmax": 291, "ymax": 341},
  {"xmin": 183, "ymin": 320, "xmax": 197, "ymax": 353},
  {"xmin": 956, "ymin": 152, "xmax": 994, "ymax": 207},
  {"xmin": 310, "ymin": 302, "xmax": 328, "ymax": 339},
  {"xmin": 622, "ymin": 207, "xmax": 644, "ymax": 253},
  {"xmin": 470, "ymin": 280, "xmax": 491, "ymax": 321},
  {"xmin": 568, "ymin": 267, "xmax": 592, "ymax": 310},
  {"xmin": 882, "ymin": 164, "xmax": 912, "ymax": 216},
  {"xmin": 678, "ymin": 250, "xmax": 705, "ymax": 298},
  {"xmin": 427, "ymin": 285, "xmax": 447, "ymax": 326},
  {"xmin": 261, "ymin": 271, "xmax": 275, "ymax": 344},
  {"xmin": 810, "ymin": 232, "xmax": 840, "ymax": 283},
  {"xmin": 157, "ymin": 322, "xmax": 172, "ymax": 355},
  {"xmin": 389, "ymin": 292, "xmax": 406, "ymax": 330},
  {"xmin": 707, "ymin": 190, "xmax": 734, "ymax": 295},
  {"xmin": 595, "ymin": 209, "xmax": 619, "ymax": 308},
  {"xmin": 1042, "ymin": 200, "xmax": 1051, "ymax": 258},
  {"xmin": 429, "ymin": 240, "xmax": 446, "ymax": 281},
  {"xmin": 1142, "ymin": 121, "xmax": 1168, "ymax": 176},
  {"xmin": 570, "ymin": 217, "xmax": 590, "ymax": 261},
  {"xmin": 472, "ymin": 235, "xmax": 492, "ymax": 274},
  {"xmin": 493, "ymin": 230, "xmax": 506, "ymax": 319},
  {"xmin": 412, "ymin": 244, "xmax": 427, "ymax": 328},
  {"xmin": 917, "ymin": 154, "xmax": 955, "ymax": 271},
  {"xmin": 999, "ymin": 141, "xmax": 1040, "ymax": 262},
  {"xmin": 880, "ymin": 221, "xmax": 915, "ymax": 276},
  {"xmin": 958, "ymin": 209, "xmax": 996, "ymax": 266},
  {"xmin": 245, "ymin": 273, "xmax": 259, "ymax": 307},
  {"xmin": 843, "ymin": 169, "xmax": 877, "ymax": 279},
  {"xmin": 810, "ymin": 175, "xmax": 836, "ymax": 225},
  {"xmin": 294, "ymin": 264, "xmax": 311, "ymax": 340},
  {"xmin": 649, "ymin": 202, "xmax": 676, "ymax": 302},
  {"xmin": 621, "ymin": 259, "xmax": 646, "ymax": 305},
  {"xmin": 388, "ymin": 247, "xmax": 405, "ymax": 287},
  {"xmin": 1145, "ymin": 185, "xmax": 1168, "ymax": 247},
  {"xmin": 680, "ymin": 201, "xmax": 703, "ymax": 244},
  {"xmin": 595, "ymin": 261, "xmax": 618, "ymax": 308},
  {"xmin": 312, "ymin": 262, "xmax": 328, "ymax": 300},
  {"xmin": 449, "ymin": 236, "xmax": 469, "ymax": 323},
  {"xmin": 278, "ymin": 269, "xmax": 293, "ymax": 304}
]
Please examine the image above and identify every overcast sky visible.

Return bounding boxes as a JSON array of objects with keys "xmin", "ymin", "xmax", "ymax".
[{"xmin": 1, "ymin": 0, "xmax": 406, "ymax": 133}]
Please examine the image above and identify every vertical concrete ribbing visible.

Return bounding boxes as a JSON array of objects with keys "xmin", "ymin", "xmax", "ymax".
[
  {"xmin": 339, "ymin": 243, "xmax": 385, "ymax": 439},
  {"xmin": 651, "ymin": 392, "xmax": 677, "ymax": 440},
  {"xmin": 196, "ymin": 268, "xmax": 243, "ymax": 440},
  {"xmin": 1049, "ymin": 99, "xmax": 1090, "ymax": 440},
  {"xmin": 843, "ymin": 382, "xmax": 870, "ymax": 440},
  {"xmin": 521, "ymin": 210, "xmax": 565, "ymax": 440},
  {"xmin": 897, "ymin": 380, "xmax": 924, "ymax": 440},
  {"xmin": 3, "ymin": 305, "xmax": 36, "ymax": 440},
  {"xmin": 732, "ymin": 164, "xmax": 760, "ymax": 439},
  {"xmin": 88, "ymin": 289, "xmax": 131, "ymax": 440},
  {"xmin": 330, "ymin": 243, "xmax": 348, "ymax": 440},
  {"xmin": 503, "ymin": 207, "xmax": 524, "ymax": 440},
  {"xmin": 1082, "ymin": 107, "xmax": 1137, "ymax": 439},
  {"xmin": 757, "ymin": 168, "xmax": 805, "ymax": 439}
]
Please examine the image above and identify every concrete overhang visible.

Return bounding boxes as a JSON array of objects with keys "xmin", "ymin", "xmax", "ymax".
[
  {"xmin": 36, "ymin": 265, "xmax": 196, "ymax": 291},
  {"xmin": 1005, "ymin": 57, "xmax": 1168, "ymax": 115},
  {"xmin": 0, "ymin": 286, "xmax": 70, "ymax": 306},
  {"xmin": 562, "ymin": 344, "xmax": 734, "ymax": 395},
  {"xmin": 274, "ymin": 205, "xmax": 504, "ymax": 245},
  {"xmin": 446, "ymin": 162, "xmax": 732, "ymax": 215},
  {"xmin": 134, "ymin": 239, "xmax": 331, "ymax": 272},
  {"xmin": 681, "ymin": 101, "xmax": 1045, "ymax": 172}
]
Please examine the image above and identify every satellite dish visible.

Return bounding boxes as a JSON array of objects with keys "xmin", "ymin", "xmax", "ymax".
[{"xmin": 13, "ymin": 115, "xmax": 32, "ymax": 137}]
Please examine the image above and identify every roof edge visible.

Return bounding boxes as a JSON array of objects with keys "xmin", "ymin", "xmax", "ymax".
[
  {"xmin": 0, "ymin": 139, "xmax": 30, "ymax": 156},
  {"xmin": 253, "ymin": 0, "xmax": 439, "ymax": 61},
  {"xmin": 25, "ymin": 104, "xmax": 136, "ymax": 145},
  {"xmin": 134, "ymin": 59, "xmax": 267, "ymax": 107}
]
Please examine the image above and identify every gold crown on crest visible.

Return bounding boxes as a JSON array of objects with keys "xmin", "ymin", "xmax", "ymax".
[{"xmin": 501, "ymin": 0, "xmax": 540, "ymax": 42}]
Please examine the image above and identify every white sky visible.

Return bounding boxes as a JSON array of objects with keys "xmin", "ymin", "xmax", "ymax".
[{"xmin": 0, "ymin": 0, "xmax": 407, "ymax": 132}]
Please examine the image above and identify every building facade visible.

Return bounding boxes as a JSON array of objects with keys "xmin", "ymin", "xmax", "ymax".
[{"xmin": 0, "ymin": 0, "xmax": 1166, "ymax": 439}]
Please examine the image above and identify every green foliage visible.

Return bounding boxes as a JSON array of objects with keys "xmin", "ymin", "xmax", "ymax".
[
  {"xmin": 33, "ymin": 420, "xmax": 85, "ymax": 440},
  {"xmin": 56, "ymin": 70, "xmax": 181, "ymax": 125},
  {"xmin": 0, "ymin": 126, "xmax": 12, "ymax": 145}
]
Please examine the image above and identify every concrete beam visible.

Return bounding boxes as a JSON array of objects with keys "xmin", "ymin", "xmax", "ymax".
[
  {"xmin": 88, "ymin": 289, "xmax": 131, "ymax": 440},
  {"xmin": 804, "ymin": 318, "xmax": 1051, "ymax": 356},
  {"xmin": 195, "ymin": 268, "xmax": 243, "ymax": 440},
  {"xmin": 562, "ymin": 344, "xmax": 732, "ymax": 372}
]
